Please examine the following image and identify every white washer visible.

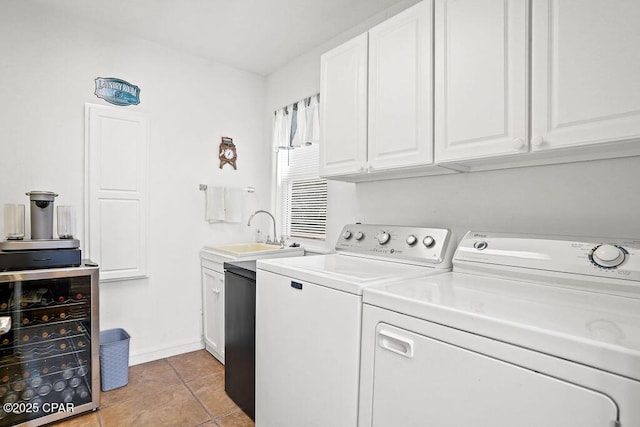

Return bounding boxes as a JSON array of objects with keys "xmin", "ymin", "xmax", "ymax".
[
  {"xmin": 359, "ymin": 231, "xmax": 640, "ymax": 427},
  {"xmin": 255, "ymin": 224, "xmax": 456, "ymax": 427}
]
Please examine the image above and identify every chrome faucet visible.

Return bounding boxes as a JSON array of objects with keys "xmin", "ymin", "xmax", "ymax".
[{"xmin": 247, "ymin": 210, "xmax": 281, "ymax": 246}]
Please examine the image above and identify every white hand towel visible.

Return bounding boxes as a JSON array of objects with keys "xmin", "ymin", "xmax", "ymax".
[
  {"xmin": 224, "ymin": 187, "xmax": 243, "ymax": 223},
  {"xmin": 206, "ymin": 187, "xmax": 225, "ymax": 223}
]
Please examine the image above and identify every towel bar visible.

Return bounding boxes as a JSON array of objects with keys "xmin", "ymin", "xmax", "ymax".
[{"xmin": 199, "ymin": 184, "xmax": 255, "ymax": 193}]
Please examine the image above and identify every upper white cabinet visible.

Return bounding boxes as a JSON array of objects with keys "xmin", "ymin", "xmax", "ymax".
[
  {"xmin": 434, "ymin": 0, "xmax": 528, "ymax": 163},
  {"xmin": 368, "ymin": 1, "xmax": 433, "ymax": 170},
  {"xmin": 320, "ymin": 1, "xmax": 450, "ymax": 181},
  {"xmin": 531, "ymin": 0, "xmax": 640, "ymax": 151},
  {"xmin": 320, "ymin": 0, "xmax": 640, "ymax": 179},
  {"xmin": 319, "ymin": 33, "xmax": 368, "ymax": 177}
]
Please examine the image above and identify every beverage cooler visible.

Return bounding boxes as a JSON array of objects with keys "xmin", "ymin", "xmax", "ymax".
[{"xmin": 0, "ymin": 264, "xmax": 99, "ymax": 426}]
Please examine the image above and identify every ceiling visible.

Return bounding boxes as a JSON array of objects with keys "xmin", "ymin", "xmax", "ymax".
[{"xmin": 34, "ymin": 0, "xmax": 409, "ymax": 76}]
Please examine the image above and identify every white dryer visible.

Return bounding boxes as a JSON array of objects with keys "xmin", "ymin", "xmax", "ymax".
[
  {"xmin": 359, "ymin": 231, "xmax": 640, "ymax": 427},
  {"xmin": 255, "ymin": 224, "xmax": 456, "ymax": 427}
]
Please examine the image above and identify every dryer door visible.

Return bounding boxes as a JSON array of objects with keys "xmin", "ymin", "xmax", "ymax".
[{"xmin": 370, "ymin": 323, "xmax": 618, "ymax": 427}]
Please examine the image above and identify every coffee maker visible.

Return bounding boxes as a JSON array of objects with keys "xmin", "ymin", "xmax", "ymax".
[{"xmin": 0, "ymin": 191, "xmax": 81, "ymax": 271}]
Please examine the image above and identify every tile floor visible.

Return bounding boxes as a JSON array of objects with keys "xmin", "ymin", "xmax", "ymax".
[{"xmin": 51, "ymin": 350, "xmax": 254, "ymax": 427}]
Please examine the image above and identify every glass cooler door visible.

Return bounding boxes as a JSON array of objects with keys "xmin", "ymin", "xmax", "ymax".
[{"xmin": 0, "ymin": 268, "xmax": 98, "ymax": 426}]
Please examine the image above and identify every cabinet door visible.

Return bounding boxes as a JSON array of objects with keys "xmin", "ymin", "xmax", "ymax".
[
  {"xmin": 202, "ymin": 268, "xmax": 225, "ymax": 363},
  {"xmin": 319, "ymin": 33, "xmax": 368, "ymax": 177},
  {"xmin": 86, "ymin": 103, "xmax": 149, "ymax": 281},
  {"xmin": 368, "ymin": 1, "xmax": 433, "ymax": 170},
  {"xmin": 531, "ymin": 0, "xmax": 640, "ymax": 151},
  {"xmin": 434, "ymin": 0, "xmax": 528, "ymax": 162}
]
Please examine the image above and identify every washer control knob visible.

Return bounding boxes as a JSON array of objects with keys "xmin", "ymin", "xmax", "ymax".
[
  {"xmin": 422, "ymin": 236, "xmax": 435, "ymax": 248},
  {"xmin": 342, "ymin": 230, "xmax": 352, "ymax": 240},
  {"xmin": 591, "ymin": 244, "xmax": 626, "ymax": 268},
  {"xmin": 474, "ymin": 241, "xmax": 488, "ymax": 250},
  {"xmin": 355, "ymin": 231, "xmax": 365, "ymax": 241},
  {"xmin": 406, "ymin": 235, "xmax": 418, "ymax": 246},
  {"xmin": 377, "ymin": 232, "xmax": 391, "ymax": 245}
]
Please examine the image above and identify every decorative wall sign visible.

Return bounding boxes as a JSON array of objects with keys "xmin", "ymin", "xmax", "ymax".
[
  {"xmin": 94, "ymin": 77, "xmax": 141, "ymax": 106},
  {"xmin": 219, "ymin": 137, "xmax": 237, "ymax": 170}
]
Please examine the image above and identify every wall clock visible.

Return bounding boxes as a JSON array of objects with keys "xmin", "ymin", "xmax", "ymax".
[{"xmin": 219, "ymin": 137, "xmax": 237, "ymax": 170}]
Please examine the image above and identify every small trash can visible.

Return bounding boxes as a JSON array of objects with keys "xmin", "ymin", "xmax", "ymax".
[{"xmin": 100, "ymin": 328, "xmax": 130, "ymax": 391}]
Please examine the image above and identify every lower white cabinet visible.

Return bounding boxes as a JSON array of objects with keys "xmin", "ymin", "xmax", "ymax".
[
  {"xmin": 202, "ymin": 266, "xmax": 225, "ymax": 363},
  {"xmin": 199, "ymin": 246, "xmax": 305, "ymax": 364}
]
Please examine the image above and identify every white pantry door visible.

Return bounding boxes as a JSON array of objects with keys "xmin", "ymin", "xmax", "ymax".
[{"xmin": 85, "ymin": 103, "xmax": 149, "ymax": 281}]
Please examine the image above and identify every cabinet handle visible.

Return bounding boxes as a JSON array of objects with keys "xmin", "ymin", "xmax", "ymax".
[
  {"xmin": 511, "ymin": 138, "xmax": 525, "ymax": 149},
  {"xmin": 531, "ymin": 136, "xmax": 544, "ymax": 148},
  {"xmin": 0, "ymin": 317, "xmax": 11, "ymax": 335},
  {"xmin": 212, "ymin": 288, "xmax": 221, "ymax": 295},
  {"xmin": 377, "ymin": 328, "xmax": 414, "ymax": 358}
]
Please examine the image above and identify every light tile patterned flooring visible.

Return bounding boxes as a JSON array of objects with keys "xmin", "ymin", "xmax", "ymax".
[{"xmin": 51, "ymin": 350, "xmax": 254, "ymax": 427}]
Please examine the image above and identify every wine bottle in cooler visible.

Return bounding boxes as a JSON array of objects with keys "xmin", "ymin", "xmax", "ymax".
[
  {"xmin": 21, "ymin": 387, "xmax": 36, "ymax": 401},
  {"xmin": 52, "ymin": 376, "xmax": 67, "ymax": 393},
  {"xmin": 68, "ymin": 375, "xmax": 82, "ymax": 388},
  {"xmin": 60, "ymin": 387, "xmax": 74, "ymax": 403},
  {"xmin": 76, "ymin": 385, "xmax": 89, "ymax": 400},
  {"xmin": 62, "ymin": 362, "xmax": 75, "ymax": 380},
  {"xmin": 36, "ymin": 380, "xmax": 53, "ymax": 397},
  {"xmin": 28, "ymin": 369, "xmax": 43, "ymax": 388},
  {"xmin": 76, "ymin": 364, "xmax": 89, "ymax": 377},
  {"xmin": 10, "ymin": 374, "xmax": 26, "ymax": 392}
]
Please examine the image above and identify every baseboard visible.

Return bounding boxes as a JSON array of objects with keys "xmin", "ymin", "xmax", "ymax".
[{"xmin": 129, "ymin": 340, "xmax": 205, "ymax": 366}]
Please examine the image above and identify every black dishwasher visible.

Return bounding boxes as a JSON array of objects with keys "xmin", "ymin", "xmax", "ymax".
[{"xmin": 223, "ymin": 260, "xmax": 256, "ymax": 421}]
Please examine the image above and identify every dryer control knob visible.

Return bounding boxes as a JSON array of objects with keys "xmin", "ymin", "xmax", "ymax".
[
  {"xmin": 474, "ymin": 241, "xmax": 488, "ymax": 250},
  {"xmin": 377, "ymin": 232, "xmax": 391, "ymax": 245},
  {"xmin": 355, "ymin": 231, "xmax": 365, "ymax": 241},
  {"xmin": 406, "ymin": 235, "xmax": 418, "ymax": 246},
  {"xmin": 422, "ymin": 236, "xmax": 435, "ymax": 248},
  {"xmin": 342, "ymin": 230, "xmax": 352, "ymax": 240},
  {"xmin": 591, "ymin": 244, "xmax": 626, "ymax": 268}
]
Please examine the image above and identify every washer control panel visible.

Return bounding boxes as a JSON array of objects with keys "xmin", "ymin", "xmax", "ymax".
[
  {"xmin": 455, "ymin": 231, "xmax": 640, "ymax": 285},
  {"xmin": 336, "ymin": 224, "xmax": 454, "ymax": 267}
]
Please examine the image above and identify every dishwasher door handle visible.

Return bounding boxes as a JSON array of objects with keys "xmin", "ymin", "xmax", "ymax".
[
  {"xmin": 0, "ymin": 316, "xmax": 11, "ymax": 335},
  {"xmin": 377, "ymin": 328, "xmax": 414, "ymax": 358}
]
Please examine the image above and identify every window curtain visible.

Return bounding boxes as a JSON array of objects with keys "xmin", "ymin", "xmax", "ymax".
[
  {"xmin": 273, "ymin": 94, "xmax": 320, "ymax": 150},
  {"xmin": 273, "ymin": 93, "xmax": 326, "ymax": 240}
]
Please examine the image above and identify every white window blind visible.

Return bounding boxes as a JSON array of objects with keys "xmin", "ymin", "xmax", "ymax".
[
  {"xmin": 277, "ymin": 144, "xmax": 327, "ymax": 240},
  {"xmin": 274, "ymin": 94, "xmax": 326, "ymax": 241}
]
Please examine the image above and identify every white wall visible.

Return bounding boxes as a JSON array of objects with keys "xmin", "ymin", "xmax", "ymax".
[
  {"xmin": 266, "ymin": 1, "xmax": 640, "ymax": 247},
  {"xmin": 0, "ymin": 3, "xmax": 270, "ymax": 364}
]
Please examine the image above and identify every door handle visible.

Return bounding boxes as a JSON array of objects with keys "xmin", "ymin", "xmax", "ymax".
[
  {"xmin": 377, "ymin": 328, "xmax": 413, "ymax": 358},
  {"xmin": 0, "ymin": 317, "xmax": 11, "ymax": 335}
]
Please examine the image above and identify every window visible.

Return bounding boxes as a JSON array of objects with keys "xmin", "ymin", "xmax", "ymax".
[{"xmin": 274, "ymin": 95, "xmax": 327, "ymax": 241}]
